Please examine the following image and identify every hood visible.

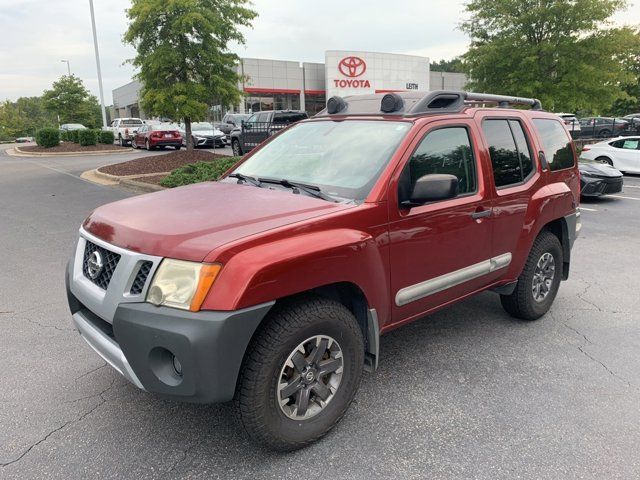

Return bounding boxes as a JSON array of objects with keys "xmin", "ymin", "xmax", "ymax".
[
  {"xmin": 578, "ymin": 161, "xmax": 622, "ymax": 178},
  {"xmin": 192, "ymin": 129, "xmax": 224, "ymax": 137},
  {"xmin": 83, "ymin": 182, "xmax": 353, "ymax": 262}
]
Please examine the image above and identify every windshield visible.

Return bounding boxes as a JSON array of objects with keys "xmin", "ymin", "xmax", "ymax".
[{"xmin": 233, "ymin": 120, "xmax": 411, "ymax": 201}]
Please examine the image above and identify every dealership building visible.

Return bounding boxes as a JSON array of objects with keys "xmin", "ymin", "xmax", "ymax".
[{"xmin": 112, "ymin": 50, "xmax": 467, "ymax": 119}]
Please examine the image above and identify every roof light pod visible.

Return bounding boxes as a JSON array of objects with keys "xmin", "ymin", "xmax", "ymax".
[
  {"xmin": 327, "ymin": 96, "xmax": 347, "ymax": 114},
  {"xmin": 381, "ymin": 93, "xmax": 404, "ymax": 113}
]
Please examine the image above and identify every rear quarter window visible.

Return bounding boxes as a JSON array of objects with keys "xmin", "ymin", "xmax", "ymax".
[{"xmin": 532, "ymin": 119, "xmax": 575, "ymax": 171}]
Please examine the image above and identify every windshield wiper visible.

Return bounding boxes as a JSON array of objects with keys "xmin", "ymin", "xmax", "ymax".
[
  {"xmin": 259, "ymin": 178, "xmax": 339, "ymax": 202},
  {"xmin": 228, "ymin": 173, "xmax": 262, "ymax": 188}
]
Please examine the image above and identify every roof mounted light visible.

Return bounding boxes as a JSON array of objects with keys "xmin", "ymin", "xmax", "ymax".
[
  {"xmin": 327, "ymin": 96, "xmax": 347, "ymax": 114},
  {"xmin": 381, "ymin": 93, "xmax": 404, "ymax": 113}
]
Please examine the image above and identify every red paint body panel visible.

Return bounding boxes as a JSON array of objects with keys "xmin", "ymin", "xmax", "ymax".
[
  {"xmin": 84, "ymin": 182, "xmax": 353, "ymax": 262},
  {"xmin": 84, "ymin": 106, "xmax": 579, "ymax": 334}
]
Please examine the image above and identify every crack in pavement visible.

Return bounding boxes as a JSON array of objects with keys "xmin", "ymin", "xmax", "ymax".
[
  {"xmin": 562, "ymin": 322, "xmax": 633, "ymax": 389},
  {"xmin": 0, "ymin": 377, "xmax": 116, "ymax": 468},
  {"xmin": 165, "ymin": 433, "xmax": 210, "ymax": 476}
]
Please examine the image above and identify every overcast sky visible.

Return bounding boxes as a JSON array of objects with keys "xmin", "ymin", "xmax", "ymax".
[{"xmin": 0, "ymin": 0, "xmax": 638, "ymax": 104}]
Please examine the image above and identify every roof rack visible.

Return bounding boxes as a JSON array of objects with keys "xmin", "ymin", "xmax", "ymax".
[
  {"xmin": 316, "ymin": 90, "xmax": 543, "ymax": 117},
  {"xmin": 409, "ymin": 90, "xmax": 543, "ymax": 115}
]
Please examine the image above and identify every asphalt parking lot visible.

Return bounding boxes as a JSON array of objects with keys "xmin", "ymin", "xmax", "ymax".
[{"xmin": 1, "ymin": 143, "xmax": 639, "ymax": 479}]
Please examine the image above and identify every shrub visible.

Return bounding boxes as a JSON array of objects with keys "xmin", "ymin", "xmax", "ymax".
[
  {"xmin": 35, "ymin": 128, "xmax": 60, "ymax": 148},
  {"xmin": 160, "ymin": 157, "xmax": 240, "ymax": 188},
  {"xmin": 60, "ymin": 130, "xmax": 69, "ymax": 142},
  {"xmin": 69, "ymin": 129, "xmax": 79, "ymax": 143},
  {"xmin": 99, "ymin": 130, "xmax": 115, "ymax": 144},
  {"xmin": 78, "ymin": 129, "xmax": 98, "ymax": 146}
]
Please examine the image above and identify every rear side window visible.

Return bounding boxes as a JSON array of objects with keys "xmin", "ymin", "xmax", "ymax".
[
  {"xmin": 482, "ymin": 119, "xmax": 534, "ymax": 188},
  {"xmin": 273, "ymin": 112, "xmax": 308, "ymax": 124},
  {"xmin": 406, "ymin": 127, "xmax": 477, "ymax": 195},
  {"xmin": 532, "ymin": 119, "xmax": 575, "ymax": 171}
]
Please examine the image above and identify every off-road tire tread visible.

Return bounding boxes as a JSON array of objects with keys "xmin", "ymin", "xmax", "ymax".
[
  {"xmin": 234, "ymin": 295, "xmax": 363, "ymax": 451},
  {"xmin": 500, "ymin": 230, "xmax": 562, "ymax": 321}
]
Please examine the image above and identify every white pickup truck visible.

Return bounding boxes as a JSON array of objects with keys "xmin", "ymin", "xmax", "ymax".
[{"xmin": 105, "ymin": 118, "xmax": 144, "ymax": 146}]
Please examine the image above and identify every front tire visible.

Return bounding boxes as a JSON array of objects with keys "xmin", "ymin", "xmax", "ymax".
[
  {"xmin": 235, "ymin": 296, "xmax": 364, "ymax": 451},
  {"xmin": 232, "ymin": 139, "xmax": 242, "ymax": 156},
  {"xmin": 500, "ymin": 230, "xmax": 563, "ymax": 321}
]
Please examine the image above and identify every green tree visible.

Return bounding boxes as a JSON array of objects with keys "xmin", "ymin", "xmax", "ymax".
[
  {"xmin": 430, "ymin": 58, "xmax": 464, "ymax": 73},
  {"xmin": 0, "ymin": 101, "xmax": 27, "ymax": 139},
  {"xmin": 124, "ymin": 0, "xmax": 257, "ymax": 150},
  {"xmin": 461, "ymin": 0, "xmax": 640, "ymax": 113},
  {"xmin": 42, "ymin": 75, "xmax": 102, "ymax": 128}
]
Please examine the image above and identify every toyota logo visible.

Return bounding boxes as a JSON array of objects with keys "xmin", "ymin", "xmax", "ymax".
[
  {"xmin": 87, "ymin": 250, "xmax": 104, "ymax": 279},
  {"xmin": 338, "ymin": 56, "xmax": 366, "ymax": 78}
]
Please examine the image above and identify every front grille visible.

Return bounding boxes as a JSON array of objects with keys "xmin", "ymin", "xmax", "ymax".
[
  {"xmin": 130, "ymin": 261, "xmax": 153, "ymax": 295},
  {"xmin": 603, "ymin": 178, "xmax": 623, "ymax": 194},
  {"xmin": 83, "ymin": 241, "xmax": 121, "ymax": 290}
]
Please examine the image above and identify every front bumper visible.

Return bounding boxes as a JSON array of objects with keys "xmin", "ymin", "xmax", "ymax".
[
  {"xmin": 66, "ymin": 231, "xmax": 274, "ymax": 403},
  {"xmin": 580, "ymin": 176, "xmax": 623, "ymax": 197}
]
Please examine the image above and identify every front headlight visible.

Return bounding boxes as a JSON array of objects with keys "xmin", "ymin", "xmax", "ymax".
[{"xmin": 146, "ymin": 259, "xmax": 221, "ymax": 311}]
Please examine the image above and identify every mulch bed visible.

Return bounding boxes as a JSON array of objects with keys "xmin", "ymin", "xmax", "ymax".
[
  {"xmin": 98, "ymin": 150, "xmax": 228, "ymax": 176},
  {"xmin": 20, "ymin": 142, "xmax": 122, "ymax": 153}
]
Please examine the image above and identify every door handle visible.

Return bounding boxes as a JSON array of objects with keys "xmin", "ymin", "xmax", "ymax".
[{"xmin": 471, "ymin": 209, "xmax": 492, "ymax": 220}]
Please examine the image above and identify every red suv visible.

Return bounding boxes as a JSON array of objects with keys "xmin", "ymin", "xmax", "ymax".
[{"xmin": 66, "ymin": 91, "xmax": 580, "ymax": 450}]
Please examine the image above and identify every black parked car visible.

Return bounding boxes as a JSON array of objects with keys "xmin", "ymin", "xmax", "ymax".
[
  {"xmin": 579, "ymin": 117, "xmax": 628, "ymax": 139},
  {"xmin": 578, "ymin": 158, "xmax": 623, "ymax": 197},
  {"xmin": 230, "ymin": 110, "xmax": 308, "ymax": 156}
]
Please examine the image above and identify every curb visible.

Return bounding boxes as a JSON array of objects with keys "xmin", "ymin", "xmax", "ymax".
[
  {"xmin": 82, "ymin": 168, "xmax": 168, "ymax": 193},
  {"xmin": 119, "ymin": 178, "xmax": 166, "ymax": 192},
  {"xmin": 10, "ymin": 146, "xmax": 134, "ymax": 157}
]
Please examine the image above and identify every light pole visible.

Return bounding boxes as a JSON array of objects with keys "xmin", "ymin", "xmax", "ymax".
[
  {"xmin": 89, "ymin": 0, "xmax": 108, "ymax": 128},
  {"xmin": 61, "ymin": 60, "xmax": 71, "ymax": 76}
]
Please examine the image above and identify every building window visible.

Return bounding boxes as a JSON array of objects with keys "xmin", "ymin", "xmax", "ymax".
[{"xmin": 304, "ymin": 93, "xmax": 326, "ymax": 115}]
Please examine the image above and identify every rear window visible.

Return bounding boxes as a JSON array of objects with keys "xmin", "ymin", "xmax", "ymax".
[
  {"xmin": 532, "ymin": 119, "xmax": 575, "ymax": 171},
  {"xmin": 482, "ymin": 119, "xmax": 535, "ymax": 188},
  {"xmin": 273, "ymin": 112, "xmax": 308, "ymax": 124}
]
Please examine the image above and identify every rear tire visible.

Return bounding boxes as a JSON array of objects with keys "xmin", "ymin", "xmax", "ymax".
[
  {"xmin": 500, "ymin": 230, "xmax": 563, "ymax": 321},
  {"xmin": 598, "ymin": 129, "xmax": 611, "ymax": 139},
  {"xmin": 118, "ymin": 135, "xmax": 125, "ymax": 147},
  {"xmin": 145, "ymin": 139, "xmax": 153, "ymax": 151},
  {"xmin": 235, "ymin": 296, "xmax": 364, "ymax": 451}
]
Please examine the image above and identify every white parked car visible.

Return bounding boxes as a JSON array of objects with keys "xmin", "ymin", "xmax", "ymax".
[
  {"xmin": 580, "ymin": 136, "xmax": 640, "ymax": 173},
  {"xmin": 104, "ymin": 118, "xmax": 144, "ymax": 146}
]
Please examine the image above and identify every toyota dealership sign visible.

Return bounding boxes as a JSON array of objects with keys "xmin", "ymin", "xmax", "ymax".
[{"xmin": 325, "ymin": 50, "xmax": 429, "ymax": 99}]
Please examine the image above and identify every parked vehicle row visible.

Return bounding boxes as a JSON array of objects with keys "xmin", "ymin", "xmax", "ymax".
[{"xmin": 230, "ymin": 110, "xmax": 308, "ymax": 156}]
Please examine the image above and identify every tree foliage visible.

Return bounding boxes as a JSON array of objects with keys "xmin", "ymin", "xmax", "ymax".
[
  {"xmin": 430, "ymin": 58, "xmax": 464, "ymax": 73},
  {"xmin": 0, "ymin": 97, "xmax": 56, "ymax": 139},
  {"xmin": 42, "ymin": 75, "xmax": 102, "ymax": 127},
  {"xmin": 124, "ymin": 0, "xmax": 257, "ymax": 150},
  {"xmin": 461, "ymin": 0, "xmax": 640, "ymax": 113}
]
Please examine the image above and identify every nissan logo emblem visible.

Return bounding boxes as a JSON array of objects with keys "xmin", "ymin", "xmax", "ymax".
[
  {"xmin": 338, "ymin": 56, "xmax": 366, "ymax": 78},
  {"xmin": 87, "ymin": 250, "xmax": 104, "ymax": 279}
]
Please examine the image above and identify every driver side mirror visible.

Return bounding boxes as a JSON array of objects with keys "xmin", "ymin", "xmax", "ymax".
[{"xmin": 407, "ymin": 174, "xmax": 459, "ymax": 206}]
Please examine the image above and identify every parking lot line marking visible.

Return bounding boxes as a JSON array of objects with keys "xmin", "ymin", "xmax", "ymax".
[
  {"xmin": 579, "ymin": 207, "xmax": 598, "ymax": 212},
  {"xmin": 624, "ymin": 185, "xmax": 640, "ymax": 189},
  {"xmin": 608, "ymin": 195, "xmax": 640, "ymax": 201}
]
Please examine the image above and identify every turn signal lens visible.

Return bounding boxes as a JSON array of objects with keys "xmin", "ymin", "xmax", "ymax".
[{"xmin": 189, "ymin": 264, "xmax": 221, "ymax": 311}]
